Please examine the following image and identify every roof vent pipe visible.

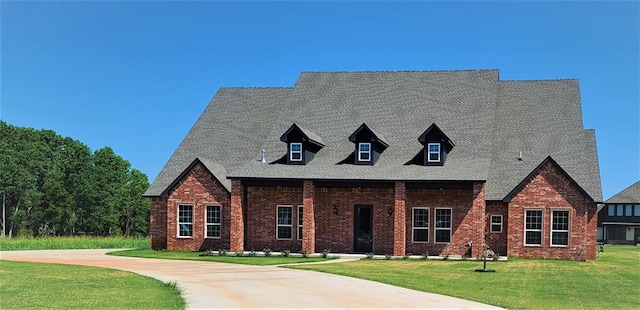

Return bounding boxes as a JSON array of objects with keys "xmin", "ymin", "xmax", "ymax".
[
  {"xmin": 518, "ymin": 151, "xmax": 523, "ymax": 161},
  {"xmin": 259, "ymin": 149, "xmax": 267, "ymax": 163}
]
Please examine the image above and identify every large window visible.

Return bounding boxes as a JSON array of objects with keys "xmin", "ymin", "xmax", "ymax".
[
  {"xmin": 434, "ymin": 208, "xmax": 451, "ymax": 243},
  {"xmin": 490, "ymin": 215, "xmax": 503, "ymax": 233},
  {"xmin": 206, "ymin": 205, "xmax": 221, "ymax": 238},
  {"xmin": 290, "ymin": 143, "xmax": 302, "ymax": 161},
  {"xmin": 358, "ymin": 143, "xmax": 371, "ymax": 161},
  {"xmin": 178, "ymin": 204, "xmax": 193, "ymax": 237},
  {"xmin": 606, "ymin": 226, "xmax": 626, "ymax": 240},
  {"xmin": 551, "ymin": 210, "xmax": 569, "ymax": 246},
  {"xmin": 525, "ymin": 210, "xmax": 543, "ymax": 245},
  {"xmin": 277, "ymin": 206, "xmax": 293, "ymax": 239},
  {"xmin": 412, "ymin": 208, "xmax": 429, "ymax": 242},
  {"xmin": 427, "ymin": 143, "xmax": 440, "ymax": 162},
  {"xmin": 297, "ymin": 205, "xmax": 303, "ymax": 240}
]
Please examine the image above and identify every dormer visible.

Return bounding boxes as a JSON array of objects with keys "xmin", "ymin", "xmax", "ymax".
[
  {"xmin": 348, "ymin": 123, "xmax": 389, "ymax": 165},
  {"xmin": 279, "ymin": 123, "xmax": 325, "ymax": 165},
  {"xmin": 418, "ymin": 123, "xmax": 454, "ymax": 166}
]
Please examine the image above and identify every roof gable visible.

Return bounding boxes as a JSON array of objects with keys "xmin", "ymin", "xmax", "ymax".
[
  {"xmin": 279, "ymin": 123, "xmax": 325, "ymax": 147},
  {"xmin": 348, "ymin": 123, "xmax": 389, "ymax": 148},
  {"xmin": 606, "ymin": 181, "xmax": 640, "ymax": 203},
  {"xmin": 503, "ymin": 156, "xmax": 594, "ymax": 203},
  {"xmin": 418, "ymin": 123, "xmax": 454, "ymax": 151}
]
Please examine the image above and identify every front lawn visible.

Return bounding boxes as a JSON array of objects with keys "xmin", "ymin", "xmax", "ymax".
[
  {"xmin": 290, "ymin": 246, "xmax": 640, "ymax": 309},
  {"xmin": 0, "ymin": 260, "xmax": 185, "ymax": 310},
  {"xmin": 109, "ymin": 249, "xmax": 336, "ymax": 265},
  {"xmin": 0, "ymin": 236, "xmax": 149, "ymax": 251}
]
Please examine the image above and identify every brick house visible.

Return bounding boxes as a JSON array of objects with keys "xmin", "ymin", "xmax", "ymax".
[
  {"xmin": 597, "ymin": 181, "xmax": 640, "ymax": 244},
  {"xmin": 144, "ymin": 70, "xmax": 602, "ymax": 261}
]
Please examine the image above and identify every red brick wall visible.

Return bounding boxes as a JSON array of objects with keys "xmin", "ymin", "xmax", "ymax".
[
  {"xmin": 404, "ymin": 185, "xmax": 484, "ymax": 257},
  {"xmin": 507, "ymin": 161, "xmax": 593, "ymax": 261},
  {"xmin": 245, "ymin": 186, "xmax": 303, "ymax": 252},
  {"xmin": 230, "ymin": 179, "xmax": 244, "ymax": 252},
  {"xmin": 164, "ymin": 162, "xmax": 230, "ymax": 251},
  {"xmin": 150, "ymin": 197, "xmax": 167, "ymax": 250},
  {"xmin": 315, "ymin": 186, "xmax": 396, "ymax": 254},
  {"xmin": 486, "ymin": 201, "xmax": 508, "ymax": 256},
  {"xmin": 393, "ymin": 182, "xmax": 407, "ymax": 256}
]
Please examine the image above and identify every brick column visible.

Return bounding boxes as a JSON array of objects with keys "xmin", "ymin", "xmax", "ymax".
[
  {"xmin": 230, "ymin": 179, "xmax": 244, "ymax": 253},
  {"xmin": 150, "ymin": 197, "xmax": 167, "ymax": 250},
  {"xmin": 472, "ymin": 182, "xmax": 486, "ymax": 259},
  {"xmin": 302, "ymin": 180, "xmax": 316, "ymax": 254},
  {"xmin": 393, "ymin": 182, "xmax": 406, "ymax": 256}
]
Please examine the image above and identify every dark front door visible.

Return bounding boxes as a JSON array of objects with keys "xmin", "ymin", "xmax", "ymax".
[
  {"xmin": 635, "ymin": 228, "xmax": 640, "ymax": 244},
  {"xmin": 354, "ymin": 205, "xmax": 373, "ymax": 253}
]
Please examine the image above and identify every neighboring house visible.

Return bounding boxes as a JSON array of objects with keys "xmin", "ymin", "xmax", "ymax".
[
  {"xmin": 144, "ymin": 70, "xmax": 602, "ymax": 261},
  {"xmin": 597, "ymin": 181, "xmax": 640, "ymax": 244}
]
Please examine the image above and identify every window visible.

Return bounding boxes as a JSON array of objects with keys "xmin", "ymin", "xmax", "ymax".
[
  {"xmin": 617, "ymin": 205, "xmax": 624, "ymax": 216},
  {"xmin": 434, "ymin": 208, "xmax": 451, "ymax": 243},
  {"xmin": 290, "ymin": 143, "xmax": 302, "ymax": 161},
  {"xmin": 525, "ymin": 210, "xmax": 543, "ymax": 245},
  {"xmin": 297, "ymin": 205, "xmax": 303, "ymax": 240},
  {"xmin": 277, "ymin": 206, "xmax": 293, "ymax": 239},
  {"xmin": 635, "ymin": 205, "xmax": 640, "ymax": 216},
  {"xmin": 205, "ymin": 205, "xmax": 221, "ymax": 238},
  {"xmin": 427, "ymin": 143, "xmax": 440, "ymax": 162},
  {"xmin": 490, "ymin": 215, "xmax": 503, "ymax": 233},
  {"xmin": 551, "ymin": 210, "xmax": 569, "ymax": 246},
  {"xmin": 625, "ymin": 205, "xmax": 633, "ymax": 216},
  {"xmin": 178, "ymin": 204, "xmax": 193, "ymax": 237},
  {"xmin": 358, "ymin": 143, "xmax": 371, "ymax": 161},
  {"xmin": 608, "ymin": 205, "xmax": 615, "ymax": 216},
  {"xmin": 606, "ymin": 226, "xmax": 626, "ymax": 240},
  {"xmin": 412, "ymin": 208, "xmax": 429, "ymax": 242}
]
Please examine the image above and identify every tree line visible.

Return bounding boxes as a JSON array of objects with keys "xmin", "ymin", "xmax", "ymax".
[{"xmin": 0, "ymin": 121, "xmax": 150, "ymax": 237}]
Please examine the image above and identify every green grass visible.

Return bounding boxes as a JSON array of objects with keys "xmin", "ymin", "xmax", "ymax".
[
  {"xmin": 110, "ymin": 249, "xmax": 335, "ymax": 265},
  {"xmin": 0, "ymin": 236, "xmax": 149, "ymax": 251},
  {"xmin": 290, "ymin": 246, "xmax": 640, "ymax": 310},
  {"xmin": 0, "ymin": 260, "xmax": 185, "ymax": 309}
]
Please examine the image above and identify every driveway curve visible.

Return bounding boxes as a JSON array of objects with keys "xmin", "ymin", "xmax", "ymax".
[{"xmin": 1, "ymin": 249, "xmax": 502, "ymax": 309}]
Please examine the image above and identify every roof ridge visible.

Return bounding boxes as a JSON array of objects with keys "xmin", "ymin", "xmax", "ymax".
[
  {"xmin": 299, "ymin": 69, "xmax": 499, "ymax": 74},
  {"xmin": 500, "ymin": 78, "xmax": 578, "ymax": 83}
]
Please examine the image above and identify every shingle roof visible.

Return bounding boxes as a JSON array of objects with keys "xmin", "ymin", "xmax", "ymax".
[
  {"xmin": 605, "ymin": 181, "xmax": 640, "ymax": 203},
  {"xmin": 145, "ymin": 70, "xmax": 602, "ymax": 203}
]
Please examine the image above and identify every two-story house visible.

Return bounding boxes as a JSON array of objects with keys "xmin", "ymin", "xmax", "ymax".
[
  {"xmin": 597, "ymin": 181, "xmax": 640, "ymax": 244},
  {"xmin": 144, "ymin": 70, "xmax": 602, "ymax": 260}
]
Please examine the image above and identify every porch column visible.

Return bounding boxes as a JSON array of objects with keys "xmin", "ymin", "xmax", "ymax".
[
  {"xmin": 230, "ymin": 179, "xmax": 244, "ymax": 253},
  {"xmin": 393, "ymin": 181, "xmax": 406, "ymax": 256},
  {"xmin": 472, "ymin": 182, "xmax": 486, "ymax": 259},
  {"xmin": 302, "ymin": 180, "xmax": 316, "ymax": 254}
]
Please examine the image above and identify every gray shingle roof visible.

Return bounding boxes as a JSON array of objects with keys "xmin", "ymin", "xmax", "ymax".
[
  {"xmin": 606, "ymin": 181, "xmax": 640, "ymax": 203},
  {"xmin": 145, "ymin": 70, "xmax": 602, "ymax": 203}
]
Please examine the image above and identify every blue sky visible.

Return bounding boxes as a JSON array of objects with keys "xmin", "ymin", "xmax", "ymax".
[{"xmin": 1, "ymin": 1, "xmax": 638, "ymax": 199}]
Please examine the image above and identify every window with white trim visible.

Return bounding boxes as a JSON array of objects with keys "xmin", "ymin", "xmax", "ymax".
[
  {"xmin": 206, "ymin": 205, "xmax": 221, "ymax": 238},
  {"xmin": 551, "ymin": 210, "xmax": 569, "ymax": 246},
  {"xmin": 358, "ymin": 143, "xmax": 371, "ymax": 161},
  {"xmin": 525, "ymin": 209, "xmax": 543, "ymax": 245},
  {"xmin": 277, "ymin": 205, "xmax": 293, "ymax": 239},
  {"xmin": 297, "ymin": 205, "xmax": 303, "ymax": 240},
  {"xmin": 290, "ymin": 143, "xmax": 302, "ymax": 161},
  {"xmin": 427, "ymin": 143, "xmax": 441, "ymax": 162},
  {"xmin": 490, "ymin": 215, "xmax": 502, "ymax": 233},
  {"xmin": 412, "ymin": 208, "xmax": 429, "ymax": 242},
  {"xmin": 178, "ymin": 204, "xmax": 193, "ymax": 237},
  {"xmin": 434, "ymin": 208, "xmax": 451, "ymax": 243}
]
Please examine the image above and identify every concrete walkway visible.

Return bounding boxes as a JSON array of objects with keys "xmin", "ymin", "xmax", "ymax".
[{"xmin": 0, "ymin": 249, "xmax": 503, "ymax": 309}]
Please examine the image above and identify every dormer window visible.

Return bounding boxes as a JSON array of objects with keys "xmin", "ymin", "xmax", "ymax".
[
  {"xmin": 358, "ymin": 143, "xmax": 371, "ymax": 161},
  {"xmin": 417, "ymin": 123, "xmax": 454, "ymax": 166},
  {"xmin": 290, "ymin": 143, "xmax": 303, "ymax": 161},
  {"xmin": 280, "ymin": 123, "xmax": 325, "ymax": 165},
  {"xmin": 349, "ymin": 123, "xmax": 389, "ymax": 165},
  {"xmin": 427, "ymin": 143, "xmax": 440, "ymax": 162}
]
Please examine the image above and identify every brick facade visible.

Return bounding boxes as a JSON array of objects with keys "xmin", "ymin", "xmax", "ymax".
[
  {"xmin": 150, "ymin": 162, "xmax": 596, "ymax": 260},
  {"xmin": 156, "ymin": 162, "xmax": 231, "ymax": 251},
  {"xmin": 506, "ymin": 161, "xmax": 596, "ymax": 261}
]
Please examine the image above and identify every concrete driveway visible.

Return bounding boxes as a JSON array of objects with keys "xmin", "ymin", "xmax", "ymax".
[{"xmin": 0, "ymin": 249, "xmax": 502, "ymax": 309}]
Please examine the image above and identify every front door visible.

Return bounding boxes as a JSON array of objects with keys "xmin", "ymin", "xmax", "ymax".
[
  {"xmin": 354, "ymin": 205, "xmax": 373, "ymax": 253},
  {"xmin": 635, "ymin": 228, "xmax": 640, "ymax": 244}
]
